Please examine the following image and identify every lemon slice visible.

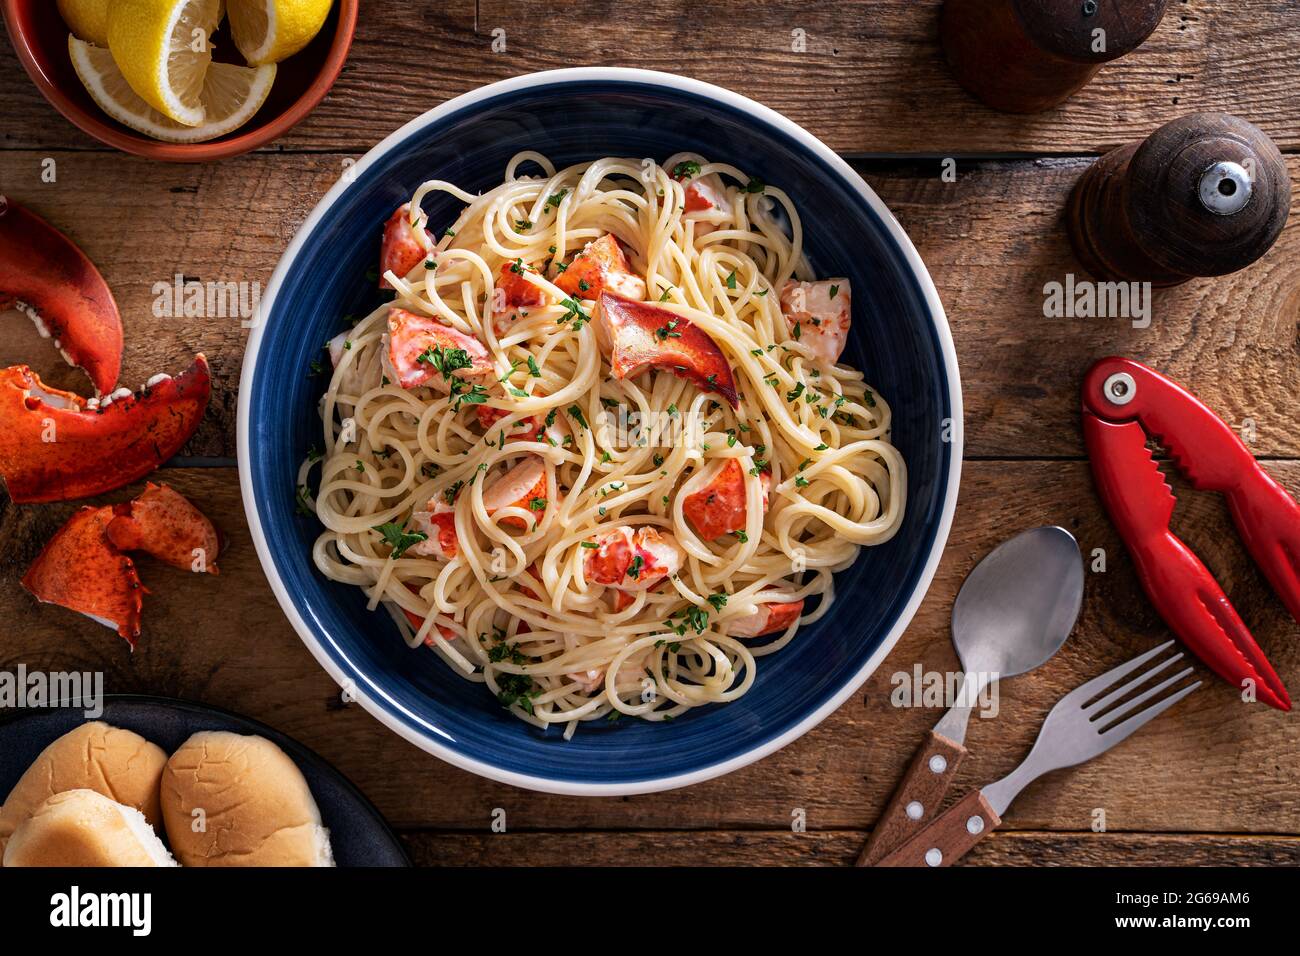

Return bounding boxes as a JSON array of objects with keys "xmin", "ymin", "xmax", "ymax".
[
  {"xmin": 226, "ymin": 0, "xmax": 333, "ymax": 66},
  {"xmin": 70, "ymin": 36, "xmax": 276, "ymax": 143},
  {"xmin": 57, "ymin": 0, "xmax": 112, "ymax": 46},
  {"xmin": 107, "ymin": 0, "xmax": 222, "ymax": 126}
]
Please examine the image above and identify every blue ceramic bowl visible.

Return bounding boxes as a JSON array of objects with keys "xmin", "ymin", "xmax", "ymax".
[{"xmin": 239, "ymin": 68, "xmax": 961, "ymax": 795}]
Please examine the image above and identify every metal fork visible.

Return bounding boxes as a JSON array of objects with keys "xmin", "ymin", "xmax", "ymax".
[{"xmin": 875, "ymin": 641, "xmax": 1201, "ymax": 867}]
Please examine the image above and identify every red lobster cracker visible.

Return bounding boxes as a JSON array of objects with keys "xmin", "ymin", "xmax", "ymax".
[
  {"xmin": 1082, "ymin": 357, "xmax": 1296, "ymax": 711},
  {"xmin": 0, "ymin": 196, "xmax": 123, "ymax": 397}
]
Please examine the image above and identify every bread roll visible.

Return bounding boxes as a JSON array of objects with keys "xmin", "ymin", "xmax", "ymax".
[
  {"xmin": 0, "ymin": 721, "xmax": 167, "ymax": 861},
  {"xmin": 3, "ymin": 789, "xmax": 177, "ymax": 867},
  {"xmin": 161, "ymin": 731, "xmax": 334, "ymax": 867}
]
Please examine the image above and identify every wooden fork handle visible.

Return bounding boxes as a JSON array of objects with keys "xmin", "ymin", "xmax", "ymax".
[
  {"xmin": 856, "ymin": 729, "xmax": 967, "ymax": 866},
  {"xmin": 875, "ymin": 789, "xmax": 1001, "ymax": 867}
]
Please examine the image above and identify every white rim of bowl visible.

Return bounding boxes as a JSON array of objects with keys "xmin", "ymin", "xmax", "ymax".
[{"xmin": 237, "ymin": 66, "xmax": 963, "ymax": 796}]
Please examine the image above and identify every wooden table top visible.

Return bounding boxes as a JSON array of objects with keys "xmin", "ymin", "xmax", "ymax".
[{"xmin": 2, "ymin": 0, "xmax": 1298, "ymax": 867}]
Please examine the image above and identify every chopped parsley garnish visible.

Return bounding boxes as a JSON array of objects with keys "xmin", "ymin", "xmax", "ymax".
[
  {"xmin": 786, "ymin": 382, "xmax": 805, "ymax": 402},
  {"xmin": 725, "ymin": 270, "xmax": 737, "ymax": 290},
  {"xmin": 567, "ymin": 405, "xmax": 588, "ymax": 429},
  {"xmin": 558, "ymin": 297, "xmax": 591, "ymax": 330},
  {"xmin": 671, "ymin": 160, "xmax": 701, "ymax": 179},
  {"xmin": 496, "ymin": 673, "xmax": 539, "ymax": 714},
  {"xmin": 741, "ymin": 177, "xmax": 766, "ymax": 194},
  {"xmin": 526, "ymin": 355, "xmax": 541, "ymax": 377},
  {"xmin": 417, "ymin": 346, "xmax": 472, "ymax": 377},
  {"xmin": 545, "ymin": 190, "xmax": 568, "ymax": 210},
  {"xmin": 655, "ymin": 320, "xmax": 682, "ymax": 340},
  {"xmin": 706, "ymin": 593, "xmax": 728, "ymax": 611},
  {"xmin": 373, "ymin": 521, "xmax": 428, "ymax": 559}
]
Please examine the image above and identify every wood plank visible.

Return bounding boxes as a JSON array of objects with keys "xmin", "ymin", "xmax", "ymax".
[
  {"xmin": 400, "ymin": 829, "xmax": 1300, "ymax": 867},
  {"xmin": 3, "ymin": 2, "xmax": 1299, "ymax": 155},
  {"xmin": 3, "ymin": 153, "xmax": 1297, "ymax": 459},
  {"xmin": 3, "ymin": 462, "xmax": 1299, "ymax": 838}
]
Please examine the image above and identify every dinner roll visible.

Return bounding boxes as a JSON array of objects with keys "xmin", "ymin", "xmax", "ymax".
[
  {"xmin": 0, "ymin": 721, "xmax": 167, "ymax": 861},
  {"xmin": 161, "ymin": 731, "xmax": 334, "ymax": 867},
  {"xmin": 3, "ymin": 789, "xmax": 177, "ymax": 867}
]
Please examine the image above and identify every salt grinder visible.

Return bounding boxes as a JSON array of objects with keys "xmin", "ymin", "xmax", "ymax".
[
  {"xmin": 1066, "ymin": 113, "xmax": 1291, "ymax": 287},
  {"xmin": 941, "ymin": 0, "xmax": 1169, "ymax": 113}
]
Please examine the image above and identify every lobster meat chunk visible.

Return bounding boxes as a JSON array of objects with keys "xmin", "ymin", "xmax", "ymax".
[
  {"xmin": 408, "ymin": 500, "xmax": 459, "ymax": 559},
  {"xmin": 682, "ymin": 458, "xmax": 770, "ymax": 540},
  {"xmin": 597, "ymin": 293, "xmax": 738, "ymax": 407},
  {"xmin": 0, "ymin": 355, "xmax": 211, "ymax": 503},
  {"xmin": 21, "ymin": 506, "xmax": 145, "ymax": 643},
  {"xmin": 379, "ymin": 203, "xmax": 435, "ymax": 289},
  {"xmin": 483, "ymin": 456, "xmax": 550, "ymax": 530},
  {"xmin": 106, "ymin": 482, "xmax": 221, "ymax": 574},
  {"xmin": 556, "ymin": 235, "xmax": 646, "ymax": 301},
  {"xmin": 386, "ymin": 308, "xmax": 492, "ymax": 391},
  {"xmin": 0, "ymin": 196, "xmax": 123, "ymax": 397},
  {"xmin": 780, "ymin": 279, "xmax": 852, "ymax": 365},
  {"xmin": 583, "ymin": 525, "xmax": 682, "ymax": 592},
  {"xmin": 492, "ymin": 261, "xmax": 551, "ymax": 334},
  {"xmin": 727, "ymin": 593, "xmax": 804, "ymax": 638}
]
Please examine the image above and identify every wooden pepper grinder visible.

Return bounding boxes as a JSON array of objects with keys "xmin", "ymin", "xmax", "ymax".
[
  {"xmin": 941, "ymin": 0, "xmax": 1170, "ymax": 113},
  {"xmin": 1066, "ymin": 113, "xmax": 1291, "ymax": 286}
]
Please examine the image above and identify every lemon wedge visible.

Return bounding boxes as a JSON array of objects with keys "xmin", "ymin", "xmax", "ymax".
[
  {"xmin": 226, "ymin": 0, "xmax": 333, "ymax": 66},
  {"xmin": 70, "ymin": 36, "xmax": 276, "ymax": 143},
  {"xmin": 107, "ymin": 0, "xmax": 223, "ymax": 126},
  {"xmin": 57, "ymin": 0, "xmax": 112, "ymax": 46}
]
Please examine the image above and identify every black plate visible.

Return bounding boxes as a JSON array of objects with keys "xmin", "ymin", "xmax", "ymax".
[{"xmin": 0, "ymin": 695, "xmax": 409, "ymax": 867}]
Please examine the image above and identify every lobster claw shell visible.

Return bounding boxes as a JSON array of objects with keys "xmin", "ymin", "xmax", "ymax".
[
  {"xmin": 0, "ymin": 196, "xmax": 123, "ymax": 397},
  {"xmin": 21, "ymin": 506, "xmax": 145, "ymax": 644},
  {"xmin": 107, "ymin": 482, "xmax": 221, "ymax": 574},
  {"xmin": 0, "ymin": 354, "xmax": 211, "ymax": 503}
]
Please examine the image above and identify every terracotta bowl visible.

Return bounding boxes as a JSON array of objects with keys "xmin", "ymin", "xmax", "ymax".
[{"xmin": 2, "ymin": 0, "xmax": 357, "ymax": 162}]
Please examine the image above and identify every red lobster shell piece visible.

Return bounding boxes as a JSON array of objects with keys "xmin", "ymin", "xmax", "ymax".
[
  {"xmin": 106, "ymin": 482, "xmax": 221, "ymax": 575},
  {"xmin": 0, "ymin": 196, "xmax": 123, "ymax": 397},
  {"xmin": 597, "ymin": 293, "xmax": 739, "ymax": 407},
  {"xmin": 0, "ymin": 354, "xmax": 211, "ymax": 503},
  {"xmin": 21, "ymin": 506, "xmax": 145, "ymax": 644}
]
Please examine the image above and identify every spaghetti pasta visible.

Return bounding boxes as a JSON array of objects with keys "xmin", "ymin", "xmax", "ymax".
[{"xmin": 300, "ymin": 152, "xmax": 905, "ymax": 737}]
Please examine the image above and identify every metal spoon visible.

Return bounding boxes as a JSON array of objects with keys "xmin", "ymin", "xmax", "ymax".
[{"xmin": 857, "ymin": 526, "xmax": 1084, "ymax": 866}]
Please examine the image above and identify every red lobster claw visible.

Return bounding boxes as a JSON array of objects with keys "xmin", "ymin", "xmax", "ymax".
[
  {"xmin": 0, "ymin": 355, "xmax": 211, "ymax": 503},
  {"xmin": 21, "ymin": 506, "xmax": 146, "ymax": 644},
  {"xmin": 107, "ymin": 482, "xmax": 222, "ymax": 574},
  {"xmin": 0, "ymin": 196, "xmax": 123, "ymax": 397}
]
